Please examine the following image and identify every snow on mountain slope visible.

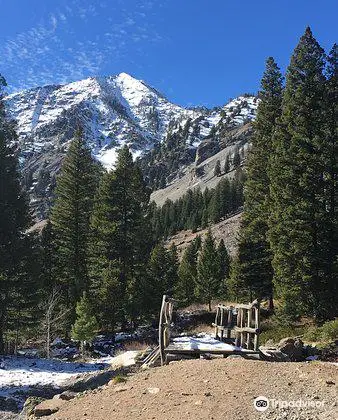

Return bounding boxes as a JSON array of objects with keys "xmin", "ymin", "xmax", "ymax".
[
  {"xmin": 3, "ymin": 73, "xmax": 257, "ymax": 220},
  {"xmin": 167, "ymin": 95, "xmax": 258, "ymax": 150},
  {"xmin": 5, "ymin": 73, "xmax": 197, "ymax": 169}
]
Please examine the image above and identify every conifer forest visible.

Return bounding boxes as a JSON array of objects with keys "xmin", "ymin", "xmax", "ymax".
[{"xmin": 0, "ymin": 27, "xmax": 337, "ymax": 356}]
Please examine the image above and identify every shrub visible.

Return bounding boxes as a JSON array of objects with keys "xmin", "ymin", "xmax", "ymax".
[
  {"xmin": 303, "ymin": 319, "xmax": 338, "ymax": 343},
  {"xmin": 320, "ymin": 319, "xmax": 338, "ymax": 342}
]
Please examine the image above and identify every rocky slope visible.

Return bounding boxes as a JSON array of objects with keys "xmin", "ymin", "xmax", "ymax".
[
  {"xmin": 166, "ymin": 212, "xmax": 242, "ymax": 259},
  {"xmin": 4, "ymin": 73, "xmax": 257, "ymax": 219}
]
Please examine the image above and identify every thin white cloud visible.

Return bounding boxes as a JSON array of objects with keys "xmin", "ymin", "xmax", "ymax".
[
  {"xmin": 0, "ymin": 0, "xmax": 168, "ymax": 91},
  {"xmin": 50, "ymin": 15, "xmax": 58, "ymax": 31}
]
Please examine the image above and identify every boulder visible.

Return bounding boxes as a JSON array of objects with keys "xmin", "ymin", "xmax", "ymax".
[
  {"xmin": 259, "ymin": 346, "xmax": 291, "ymax": 362},
  {"xmin": 53, "ymin": 390, "xmax": 78, "ymax": 401},
  {"xmin": 277, "ymin": 337, "xmax": 304, "ymax": 361},
  {"xmin": 34, "ymin": 399, "xmax": 66, "ymax": 417}
]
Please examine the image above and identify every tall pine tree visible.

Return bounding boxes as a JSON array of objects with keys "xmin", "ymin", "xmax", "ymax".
[
  {"xmin": 317, "ymin": 43, "xmax": 338, "ymax": 318},
  {"xmin": 196, "ymin": 230, "xmax": 221, "ymax": 311},
  {"xmin": 51, "ymin": 128, "xmax": 100, "ymax": 323},
  {"xmin": 89, "ymin": 146, "xmax": 151, "ymax": 328},
  {"xmin": 144, "ymin": 243, "xmax": 178, "ymax": 317},
  {"xmin": 175, "ymin": 237, "xmax": 201, "ymax": 305},
  {"xmin": 0, "ymin": 75, "xmax": 35, "ymax": 352},
  {"xmin": 268, "ymin": 27, "xmax": 333, "ymax": 321},
  {"xmin": 230, "ymin": 57, "xmax": 283, "ymax": 305},
  {"xmin": 217, "ymin": 239, "xmax": 231, "ymax": 297}
]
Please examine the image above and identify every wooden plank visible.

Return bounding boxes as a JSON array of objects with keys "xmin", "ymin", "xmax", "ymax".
[
  {"xmin": 220, "ymin": 307, "xmax": 224, "ymax": 341},
  {"xmin": 226, "ymin": 308, "xmax": 233, "ymax": 339},
  {"xmin": 233, "ymin": 300, "xmax": 259, "ymax": 310},
  {"xmin": 233, "ymin": 326, "xmax": 259, "ymax": 334},
  {"xmin": 214, "ymin": 306, "xmax": 220, "ymax": 339},
  {"xmin": 212, "ymin": 323, "xmax": 232, "ymax": 331},
  {"xmin": 142, "ymin": 346, "xmax": 159, "ymax": 364},
  {"xmin": 254, "ymin": 304, "xmax": 260, "ymax": 351},
  {"xmin": 247, "ymin": 308, "xmax": 252, "ymax": 350},
  {"xmin": 240, "ymin": 308, "xmax": 244, "ymax": 347},
  {"xmin": 234, "ymin": 308, "xmax": 240, "ymax": 347},
  {"xmin": 158, "ymin": 295, "xmax": 166, "ymax": 366}
]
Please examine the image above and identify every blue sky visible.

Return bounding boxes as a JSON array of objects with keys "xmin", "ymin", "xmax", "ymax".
[{"xmin": 0, "ymin": 0, "xmax": 336, "ymax": 107}]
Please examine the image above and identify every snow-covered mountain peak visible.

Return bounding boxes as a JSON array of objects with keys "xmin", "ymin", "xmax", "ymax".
[
  {"xmin": 3, "ymin": 75, "xmax": 257, "ymax": 219},
  {"xmin": 4, "ymin": 72, "xmax": 199, "ymax": 176}
]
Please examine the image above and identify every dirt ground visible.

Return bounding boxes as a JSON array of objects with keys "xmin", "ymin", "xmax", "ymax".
[{"xmin": 48, "ymin": 358, "xmax": 337, "ymax": 420}]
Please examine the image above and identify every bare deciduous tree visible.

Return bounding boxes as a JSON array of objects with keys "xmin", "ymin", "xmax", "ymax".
[{"xmin": 41, "ymin": 287, "xmax": 69, "ymax": 358}]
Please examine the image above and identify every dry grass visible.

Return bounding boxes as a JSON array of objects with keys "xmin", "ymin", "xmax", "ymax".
[{"xmin": 119, "ymin": 341, "xmax": 152, "ymax": 352}]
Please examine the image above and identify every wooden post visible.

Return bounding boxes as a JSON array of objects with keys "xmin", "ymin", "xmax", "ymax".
[
  {"xmin": 214, "ymin": 300, "xmax": 260, "ymax": 352},
  {"xmin": 226, "ymin": 307, "xmax": 232, "ymax": 339},
  {"xmin": 254, "ymin": 302, "xmax": 260, "ymax": 351},
  {"xmin": 235, "ymin": 308, "xmax": 241, "ymax": 347},
  {"xmin": 220, "ymin": 307, "xmax": 224, "ymax": 341},
  {"xmin": 158, "ymin": 295, "xmax": 167, "ymax": 366},
  {"xmin": 214, "ymin": 306, "xmax": 220, "ymax": 339},
  {"xmin": 246, "ymin": 308, "xmax": 252, "ymax": 349},
  {"xmin": 240, "ymin": 308, "xmax": 245, "ymax": 347}
]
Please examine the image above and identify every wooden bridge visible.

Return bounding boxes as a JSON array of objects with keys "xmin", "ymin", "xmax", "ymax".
[{"xmin": 142, "ymin": 296, "xmax": 261, "ymax": 367}]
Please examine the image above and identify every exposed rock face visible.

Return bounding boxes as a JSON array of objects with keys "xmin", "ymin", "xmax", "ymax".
[
  {"xmin": 6, "ymin": 73, "xmax": 195, "ymax": 165},
  {"xmin": 4, "ymin": 74, "xmax": 257, "ymax": 220},
  {"xmin": 195, "ymin": 140, "xmax": 220, "ymax": 165}
]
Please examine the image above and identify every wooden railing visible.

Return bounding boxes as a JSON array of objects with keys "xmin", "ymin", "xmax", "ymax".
[
  {"xmin": 213, "ymin": 300, "xmax": 260, "ymax": 351},
  {"xmin": 158, "ymin": 295, "xmax": 175, "ymax": 365}
]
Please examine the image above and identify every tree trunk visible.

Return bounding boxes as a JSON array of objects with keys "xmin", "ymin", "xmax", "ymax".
[
  {"xmin": 0, "ymin": 330, "xmax": 4, "ymax": 355},
  {"xmin": 268, "ymin": 295, "xmax": 274, "ymax": 313},
  {"xmin": 46, "ymin": 321, "xmax": 50, "ymax": 358}
]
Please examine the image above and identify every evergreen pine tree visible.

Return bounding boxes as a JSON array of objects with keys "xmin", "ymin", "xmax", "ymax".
[
  {"xmin": 217, "ymin": 239, "xmax": 231, "ymax": 297},
  {"xmin": 316, "ymin": 43, "xmax": 338, "ymax": 318},
  {"xmin": 144, "ymin": 243, "xmax": 177, "ymax": 316},
  {"xmin": 209, "ymin": 184, "xmax": 222, "ymax": 223},
  {"xmin": 201, "ymin": 208, "xmax": 209, "ymax": 229},
  {"xmin": 167, "ymin": 243, "xmax": 179, "ymax": 294},
  {"xmin": 51, "ymin": 129, "xmax": 100, "ymax": 323},
  {"xmin": 232, "ymin": 147, "xmax": 241, "ymax": 168},
  {"xmin": 175, "ymin": 239, "xmax": 199, "ymax": 305},
  {"xmin": 224, "ymin": 154, "xmax": 231, "ymax": 173},
  {"xmin": 196, "ymin": 231, "xmax": 220, "ymax": 311},
  {"xmin": 89, "ymin": 146, "xmax": 151, "ymax": 328},
  {"xmin": 214, "ymin": 160, "xmax": 221, "ymax": 177},
  {"xmin": 71, "ymin": 293, "xmax": 98, "ymax": 355},
  {"xmin": 268, "ymin": 27, "xmax": 331, "ymax": 321},
  {"xmin": 0, "ymin": 75, "xmax": 34, "ymax": 352},
  {"xmin": 230, "ymin": 57, "xmax": 283, "ymax": 306}
]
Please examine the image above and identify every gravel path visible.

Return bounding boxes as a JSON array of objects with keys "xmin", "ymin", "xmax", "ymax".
[{"xmin": 48, "ymin": 358, "xmax": 337, "ymax": 420}]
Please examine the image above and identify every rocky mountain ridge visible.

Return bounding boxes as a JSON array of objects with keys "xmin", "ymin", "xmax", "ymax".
[{"xmin": 4, "ymin": 73, "xmax": 257, "ymax": 219}]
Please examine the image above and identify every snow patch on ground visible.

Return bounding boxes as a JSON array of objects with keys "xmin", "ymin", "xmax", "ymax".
[
  {"xmin": 172, "ymin": 333, "xmax": 241, "ymax": 352},
  {"xmin": 0, "ymin": 351, "xmax": 138, "ymax": 403}
]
